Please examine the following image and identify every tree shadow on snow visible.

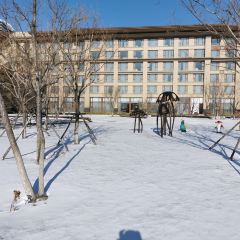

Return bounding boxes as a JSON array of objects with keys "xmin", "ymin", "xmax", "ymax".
[
  {"xmin": 33, "ymin": 138, "xmax": 90, "ymax": 192},
  {"xmin": 152, "ymin": 127, "xmax": 161, "ymax": 135},
  {"xmin": 173, "ymin": 130, "xmax": 234, "ymax": 156},
  {"xmin": 33, "ymin": 143, "xmax": 65, "ymax": 192},
  {"xmin": 33, "ymin": 126, "xmax": 107, "ymax": 192},
  {"xmin": 173, "ymin": 129, "xmax": 240, "ymax": 175},
  {"xmin": 117, "ymin": 230, "xmax": 142, "ymax": 240},
  {"xmin": 44, "ymin": 140, "xmax": 91, "ymax": 192}
]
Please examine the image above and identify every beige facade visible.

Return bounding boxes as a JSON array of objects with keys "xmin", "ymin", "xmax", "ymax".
[{"xmin": 46, "ymin": 25, "xmax": 240, "ymax": 115}]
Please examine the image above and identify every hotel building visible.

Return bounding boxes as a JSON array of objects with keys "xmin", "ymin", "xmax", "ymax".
[
  {"xmin": 53, "ymin": 25, "xmax": 239, "ymax": 115},
  {"xmin": 2, "ymin": 24, "xmax": 240, "ymax": 115}
]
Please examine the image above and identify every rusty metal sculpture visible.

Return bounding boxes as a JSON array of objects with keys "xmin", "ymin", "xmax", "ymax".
[
  {"xmin": 130, "ymin": 106, "xmax": 147, "ymax": 133},
  {"xmin": 156, "ymin": 91, "xmax": 179, "ymax": 137}
]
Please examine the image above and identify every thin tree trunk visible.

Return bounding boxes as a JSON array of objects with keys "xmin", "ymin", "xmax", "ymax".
[
  {"xmin": 44, "ymin": 94, "xmax": 49, "ymax": 130},
  {"xmin": 22, "ymin": 103, "xmax": 27, "ymax": 139},
  {"xmin": 74, "ymin": 106, "xmax": 80, "ymax": 144},
  {"xmin": 32, "ymin": 0, "xmax": 46, "ymax": 198},
  {"xmin": 74, "ymin": 91, "xmax": 80, "ymax": 144},
  {"xmin": 44, "ymin": 105, "xmax": 49, "ymax": 130},
  {"xmin": 0, "ymin": 91, "xmax": 36, "ymax": 200}
]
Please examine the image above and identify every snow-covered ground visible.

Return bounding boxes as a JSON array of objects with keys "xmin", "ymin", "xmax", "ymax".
[{"xmin": 0, "ymin": 115, "xmax": 240, "ymax": 240}]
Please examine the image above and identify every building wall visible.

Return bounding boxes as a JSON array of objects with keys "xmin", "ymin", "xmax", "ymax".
[{"xmin": 47, "ymin": 26, "xmax": 239, "ymax": 115}]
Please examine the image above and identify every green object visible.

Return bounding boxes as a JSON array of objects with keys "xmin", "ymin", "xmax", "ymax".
[{"xmin": 180, "ymin": 120, "xmax": 186, "ymax": 132}]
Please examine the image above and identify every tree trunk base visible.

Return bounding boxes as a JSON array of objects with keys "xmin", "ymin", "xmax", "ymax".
[{"xmin": 36, "ymin": 194, "xmax": 48, "ymax": 201}]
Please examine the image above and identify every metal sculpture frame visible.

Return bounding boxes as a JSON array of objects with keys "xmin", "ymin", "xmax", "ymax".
[
  {"xmin": 130, "ymin": 106, "xmax": 147, "ymax": 133},
  {"xmin": 156, "ymin": 91, "xmax": 179, "ymax": 137},
  {"xmin": 209, "ymin": 121, "xmax": 240, "ymax": 160}
]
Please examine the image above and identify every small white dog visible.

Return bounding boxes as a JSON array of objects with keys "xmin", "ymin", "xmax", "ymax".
[{"xmin": 10, "ymin": 190, "xmax": 21, "ymax": 212}]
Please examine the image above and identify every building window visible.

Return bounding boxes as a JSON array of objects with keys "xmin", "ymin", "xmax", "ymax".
[
  {"xmin": 163, "ymin": 74, "xmax": 173, "ymax": 82},
  {"xmin": 119, "ymin": 51, "xmax": 128, "ymax": 59},
  {"xmin": 225, "ymin": 62, "xmax": 235, "ymax": 70},
  {"xmin": 194, "ymin": 61, "xmax": 204, "ymax": 71},
  {"xmin": 148, "ymin": 50, "xmax": 158, "ymax": 59},
  {"xmin": 90, "ymin": 74, "xmax": 99, "ymax": 82},
  {"xmin": 225, "ymin": 74, "xmax": 235, "ymax": 83},
  {"xmin": 211, "ymin": 38, "xmax": 220, "ymax": 45},
  {"xmin": 195, "ymin": 37, "xmax": 205, "ymax": 46},
  {"xmin": 210, "ymin": 74, "xmax": 219, "ymax": 83},
  {"xmin": 90, "ymin": 85, "xmax": 99, "ymax": 94},
  {"xmin": 148, "ymin": 74, "xmax": 157, "ymax": 82},
  {"xmin": 106, "ymin": 40, "xmax": 113, "ymax": 48},
  {"xmin": 63, "ymin": 53, "xmax": 71, "ymax": 61},
  {"xmin": 78, "ymin": 76, "xmax": 85, "ymax": 84},
  {"xmin": 178, "ymin": 74, "xmax": 188, "ymax": 82},
  {"xmin": 194, "ymin": 49, "xmax": 205, "ymax": 58},
  {"xmin": 79, "ymin": 52, "xmax": 85, "ymax": 60},
  {"xmin": 119, "ymin": 40, "xmax": 128, "ymax": 48},
  {"xmin": 225, "ymin": 49, "xmax": 235, "ymax": 58},
  {"xmin": 104, "ymin": 74, "xmax": 114, "ymax": 83},
  {"xmin": 90, "ymin": 63, "xmax": 100, "ymax": 72},
  {"xmin": 193, "ymin": 85, "xmax": 203, "ymax": 94},
  {"xmin": 134, "ymin": 39, "xmax": 143, "ymax": 47},
  {"xmin": 63, "ymin": 42, "xmax": 71, "ymax": 49},
  {"xmin": 179, "ymin": 49, "xmax": 189, "ymax": 58},
  {"xmin": 134, "ymin": 50, "xmax": 143, "ymax": 59},
  {"xmin": 222, "ymin": 100, "xmax": 233, "ymax": 113},
  {"xmin": 133, "ymin": 85, "xmax": 143, "ymax": 94},
  {"xmin": 118, "ymin": 86, "xmax": 128, "ymax": 94},
  {"xmin": 163, "ymin": 61, "xmax": 173, "ymax": 71},
  {"xmin": 64, "ymin": 76, "xmax": 72, "ymax": 84},
  {"xmin": 51, "ymin": 86, "xmax": 59, "ymax": 94},
  {"xmin": 148, "ymin": 39, "xmax": 158, "ymax": 47},
  {"xmin": 133, "ymin": 74, "xmax": 143, "ymax": 83},
  {"xmin": 133, "ymin": 62, "xmax": 143, "ymax": 71},
  {"xmin": 148, "ymin": 62, "xmax": 158, "ymax": 71},
  {"xmin": 210, "ymin": 86, "xmax": 219, "ymax": 95},
  {"xmin": 118, "ymin": 74, "xmax": 128, "ymax": 83},
  {"xmin": 163, "ymin": 50, "xmax": 174, "ymax": 58},
  {"xmin": 179, "ymin": 37, "xmax": 189, "ymax": 46},
  {"xmin": 78, "ymin": 63, "xmax": 84, "ymax": 71},
  {"xmin": 92, "ymin": 40, "xmax": 100, "ymax": 48},
  {"xmin": 63, "ymin": 86, "xmax": 71, "ymax": 95},
  {"xmin": 178, "ymin": 85, "xmax": 188, "ymax": 94},
  {"xmin": 104, "ymin": 86, "xmax": 114, "ymax": 94},
  {"xmin": 211, "ymin": 50, "xmax": 220, "ymax": 58},
  {"xmin": 224, "ymin": 86, "xmax": 234, "ymax": 94},
  {"xmin": 64, "ymin": 64, "xmax": 71, "ymax": 72},
  {"xmin": 119, "ymin": 62, "xmax": 128, "ymax": 72},
  {"xmin": 91, "ymin": 51, "xmax": 100, "ymax": 60},
  {"xmin": 179, "ymin": 61, "xmax": 188, "ymax": 71},
  {"xmin": 77, "ymin": 41, "xmax": 85, "ymax": 49},
  {"xmin": 105, "ymin": 51, "xmax": 114, "ymax": 59},
  {"xmin": 105, "ymin": 63, "xmax": 114, "ymax": 72},
  {"xmin": 164, "ymin": 38, "xmax": 174, "ymax": 46},
  {"xmin": 148, "ymin": 85, "xmax": 157, "ymax": 94},
  {"xmin": 194, "ymin": 73, "xmax": 204, "ymax": 82},
  {"xmin": 211, "ymin": 62, "xmax": 219, "ymax": 71},
  {"xmin": 163, "ymin": 85, "xmax": 173, "ymax": 91}
]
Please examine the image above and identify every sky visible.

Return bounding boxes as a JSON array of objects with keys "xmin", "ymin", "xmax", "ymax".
[
  {"xmin": 0, "ymin": 0, "xmax": 207, "ymax": 31},
  {"xmin": 70, "ymin": 0, "xmax": 199, "ymax": 27}
]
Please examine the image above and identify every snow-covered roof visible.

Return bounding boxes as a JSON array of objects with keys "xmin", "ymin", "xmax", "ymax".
[{"xmin": 0, "ymin": 19, "xmax": 14, "ymax": 32}]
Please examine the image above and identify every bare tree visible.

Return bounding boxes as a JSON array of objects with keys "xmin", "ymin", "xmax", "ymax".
[
  {"xmin": 0, "ymin": 36, "xmax": 37, "ymax": 139},
  {"xmin": 0, "ymin": 0, "xmax": 69, "ymax": 199},
  {"xmin": 0, "ymin": 85, "xmax": 36, "ymax": 200},
  {"xmin": 0, "ymin": 0, "xmax": 112, "ymax": 199},
  {"xmin": 182, "ymin": 0, "xmax": 240, "ymax": 115},
  {"xmin": 59, "ymin": 16, "xmax": 113, "ymax": 144},
  {"xmin": 105, "ymin": 86, "xmax": 119, "ymax": 116}
]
